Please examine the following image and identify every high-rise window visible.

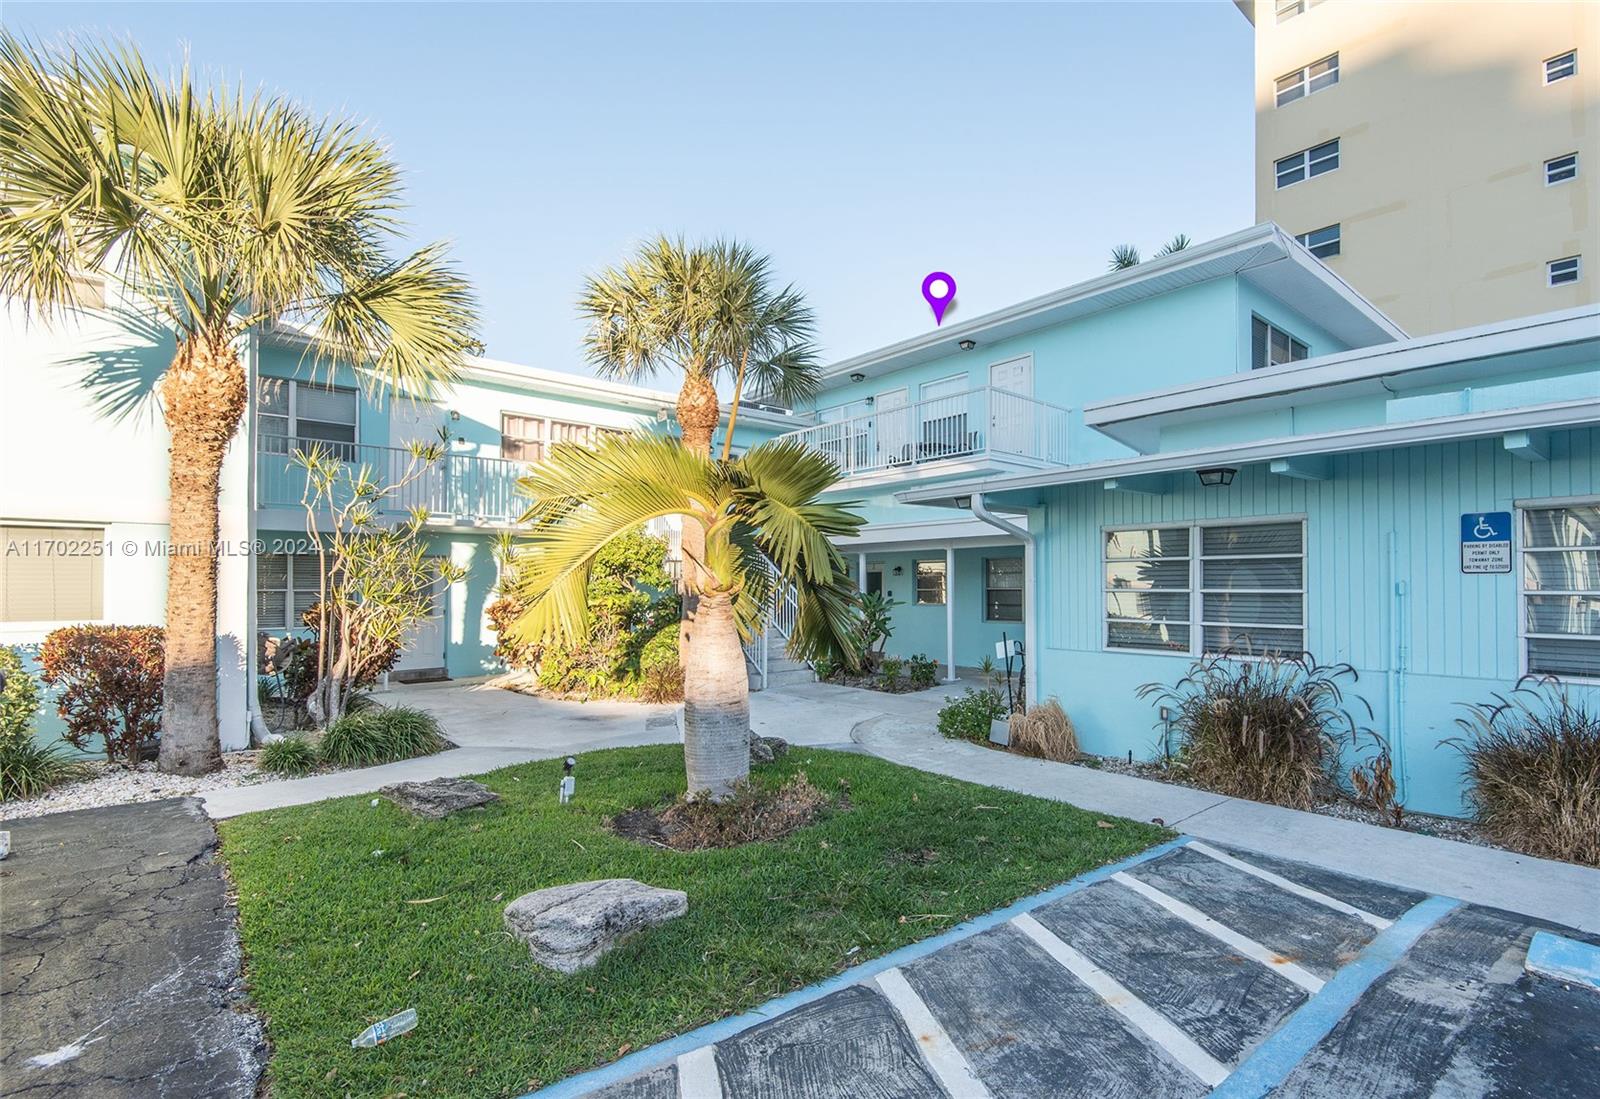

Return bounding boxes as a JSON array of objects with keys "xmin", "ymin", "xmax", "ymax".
[
  {"xmin": 1275, "ymin": 54, "xmax": 1340, "ymax": 107},
  {"xmin": 1274, "ymin": 0, "xmax": 1324, "ymax": 24},
  {"xmin": 1545, "ymin": 153, "xmax": 1578, "ymax": 185},
  {"xmin": 1251, "ymin": 317, "xmax": 1310, "ymax": 370},
  {"xmin": 1294, "ymin": 224, "xmax": 1342, "ymax": 259},
  {"xmin": 1548, "ymin": 256, "xmax": 1583, "ymax": 287},
  {"xmin": 1545, "ymin": 50, "xmax": 1577, "ymax": 84},
  {"xmin": 1274, "ymin": 139, "xmax": 1340, "ymax": 188}
]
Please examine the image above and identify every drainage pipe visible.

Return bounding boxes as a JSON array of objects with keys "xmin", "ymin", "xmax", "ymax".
[
  {"xmin": 1387, "ymin": 530, "xmax": 1409, "ymax": 805},
  {"xmin": 970, "ymin": 494, "xmax": 1037, "ymax": 706}
]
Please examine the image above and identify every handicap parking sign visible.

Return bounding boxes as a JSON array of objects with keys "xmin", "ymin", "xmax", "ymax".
[{"xmin": 1461, "ymin": 511, "xmax": 1512, "ymax": 574}]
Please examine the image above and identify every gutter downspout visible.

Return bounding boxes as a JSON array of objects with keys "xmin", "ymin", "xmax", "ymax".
[
  {"xmin": 1387, "ymin": 530, "xmax": 1409, "ymax": 804},
  {"xmin": 970, "ymin": 494, "xmax": 1037, "ymax": 706}
]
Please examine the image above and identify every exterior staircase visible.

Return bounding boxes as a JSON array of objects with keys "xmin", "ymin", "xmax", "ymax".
[
  {"xmin": 750, "ymin": 626, "xmax": 814, "ymax": 691},
  {"xmin": 742, "ymin": 554, "xmax": 809, "ymax": 691}
]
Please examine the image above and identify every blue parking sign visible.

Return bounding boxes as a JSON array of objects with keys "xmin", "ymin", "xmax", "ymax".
[{"xmin": 1461, "ymin": 511, "xmax": 1512, "ymax": 573}]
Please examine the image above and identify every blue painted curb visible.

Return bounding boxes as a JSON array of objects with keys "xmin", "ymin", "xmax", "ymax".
[
  {"xmin": 525, "ymin": 835, "xmax": 1192, "ymax": 1099},
  {"xmin": 1526, "ymin": 930, "xmax": 1600, "ymax": 992},
  {"xmin": 1210, "ymin": 893, "xmax": 1463, "ymax": 1099}
]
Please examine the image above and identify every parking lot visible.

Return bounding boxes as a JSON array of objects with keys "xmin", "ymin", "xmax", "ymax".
[{"xmin": 558, "ymin": 839, "xmax": 1600, "ymax": 1099}]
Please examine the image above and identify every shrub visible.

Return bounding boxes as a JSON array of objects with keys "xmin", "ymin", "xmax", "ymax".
[
  {"xmin": 318, "ymin": 705, "xmax": 448, "ymax": 769},
  {"xmin": 854, "ymin": 592, "xmax": 897, "ymax": 668},
  {"xmin": 877, "ymin": 655, "xmax": 904, "ymax": 689},
  {"xmin": 0, "ymin": 736, "xmax": 90, "ymax": 801},
  {"xmin": 1, "ymin": 645, "xmax": 41, "ymax": 747},
  {"xmin": 639, "ymin": 660, "xmax": 685, "ymax": 703},
  {"xmin": 813, "ymin": 654, "xmax": 839, "ymax": 682},
  {"xmin": 259, "ymin": 736, "xmax": 319, "ymax": 777},
  {"xmin": 38, "ymin": 625, "xmax": 164, "ymax": 765},
  {"xmin": 1138, "ymin": 650, "xmax": 1365, "ymax": 810},
  {"xmin": 906, "ymin": 654, "xmax": 938, "ymax": 690},
  {"xmin": 1450, "ymin": 678, "xmax": 1600, "ymax": 866},
  {"xmin": 1009, "ymin": 698, "xmax": 1079, "ymax": 762},
  {"xmin": 1349, "ymin": 734, "xmax": 1404, "ymax": 826},
  {"xmin": 938, "ymin": 688, "xmax": 1008, "ymax": 742}
]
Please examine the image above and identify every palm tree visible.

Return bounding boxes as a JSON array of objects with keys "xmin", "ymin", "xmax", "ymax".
[
  {"xmin": 1108, "ymin": 244, "xmax": 1142, "ymax": 271},
  {"xmin": 508, "ymin": 433, "xmax": 862, "ymax": 799},
  {"xmin": 1156, "ymin": 234, "xmax": 1192, "ymax": 257},
  {"xmin": 0, "ymin": 36, "xmax": 479, "ymax": 774}
]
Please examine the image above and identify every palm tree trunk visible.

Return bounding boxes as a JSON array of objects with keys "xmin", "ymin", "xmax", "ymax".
[
  {"xmin": 681, "ymin": 590, "xmax": 750, "ymax": 799},
  {"xmin": 676, "ymin": 370, "xmax": 721, "ymax": 653},
  {"xmin": 156, "ymin": 335, "xmax": 248, "ymax": 775},
  {"xmin": 719, "ymin": 349, "xmax": 749, "ymax": 462}
]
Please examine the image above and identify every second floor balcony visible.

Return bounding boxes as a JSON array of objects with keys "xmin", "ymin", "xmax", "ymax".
[
  {"xmin": 778, "ymin": 386, "xmax": 1070, "ymax": 486},
  {"xmin": 254, "ymin": 435, "xmax": 525, "ymax": 526}
]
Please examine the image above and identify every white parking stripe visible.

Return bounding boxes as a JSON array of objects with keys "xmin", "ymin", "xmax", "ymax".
[
  {"xmin": 1010, "ymin": 913, "xmax": 1229, "ymax": 1088},
  {"xmin": 676, "ymin": 1045, "xmax": 723, "ymax": 1099},
  {"xmin": 872, "ymin": 967, "xmax": 994, "ymax": 1099},
  {"xmin": 1112, "ymin": 872, "xmax": 1325, "ymax": 993},
  {"xmin": 1185, "ymin": 841, "xmax": 1393, "ymax": 930}
]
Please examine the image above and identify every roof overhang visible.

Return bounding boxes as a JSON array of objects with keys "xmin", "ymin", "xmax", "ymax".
[
  {"xmin": 809, "ymin": 223, "xmax": 1403, "ymax": 390},
  {"xmin": 1085, "ymin": 306, "xmax": 1600, "ymax": 449},
  {"xmin": 896, "ymin": 395, "xmax": 1600, "ymax": 508}
]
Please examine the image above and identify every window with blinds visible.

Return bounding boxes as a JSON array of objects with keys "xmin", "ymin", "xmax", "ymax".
[
  {"xmin": 0, "ymin": 526, "xmax": 105, "ymax": 622},
  {"xmin": 1522, "ymin": 504, "xmax": 1600, "ymax": 678},
  {"xmin": 255, "ymin": 379, "xmax": 358, "ymax": 457},
  {"xmin": 1105, "ymin": 520, "xmax": 1305, "ymax": 657},
  {"xmin": 501, "ymin": 414, "xmax": 546, "ymax": 462},
  {"xmin": 256, "ymin": 553, "xmax": 325, "ymax": 633},
  {"xmin": 985, "ymin": 557, "xmax": 1024, "ymax": 622}
]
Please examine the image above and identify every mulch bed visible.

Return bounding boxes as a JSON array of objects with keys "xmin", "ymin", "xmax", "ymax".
[
  {"xmin": 609, "ymin": 772, "xmax": 838, "ymax": 851},
  {"xmin": 819, "ymin": 672, "xmax": 937, "ymax": 695}
]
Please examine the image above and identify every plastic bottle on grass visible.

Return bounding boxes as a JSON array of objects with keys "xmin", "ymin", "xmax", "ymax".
[{"xmin": 351, "ymin": 1008, "xmax": 417, "ymax": 1048}]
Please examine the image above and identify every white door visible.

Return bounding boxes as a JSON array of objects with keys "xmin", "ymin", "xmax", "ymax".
[
  {"xmin": 393, "ymin": 558, "xmax": 447, "ymax": 677},
  {"xmin": 389, "ymin": 398, "xmax": 451, "ymax": 514},
  {"xmin": 989, "ymin": 356, "xmax": 1034, "ymax": 456},
  {"xmin": 874, "ymin": 388, "xmax": 909, "ymax": 466}
]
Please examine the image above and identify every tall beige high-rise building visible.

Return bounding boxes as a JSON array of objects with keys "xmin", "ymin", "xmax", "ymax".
[{"xmin": 1238, "ymin": 0, "xmax": 1598, "ymax": 334}]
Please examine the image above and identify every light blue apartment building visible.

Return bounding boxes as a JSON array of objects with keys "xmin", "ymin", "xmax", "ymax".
[{"xmin": 770, "ymin": 224, "xmax": 1600, "ymax": 817}]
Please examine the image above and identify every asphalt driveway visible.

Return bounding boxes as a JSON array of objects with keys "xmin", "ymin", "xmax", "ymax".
[
  {"xmin": 0, "ymin": 798, "xmax": 265, "ymax": 1098},
  {"xmin": 553, "ymin": 839, "xmax": 1600, "ymax": 1099}
]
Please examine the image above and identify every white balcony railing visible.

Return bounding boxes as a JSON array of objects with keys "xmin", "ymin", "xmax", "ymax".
[{"xmin": 778, "ymin": 386, "xmax": 1070, "ymax": 479}]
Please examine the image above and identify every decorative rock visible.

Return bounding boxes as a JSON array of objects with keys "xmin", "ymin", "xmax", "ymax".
[
  {"xmin": 380, "ymin": 777, "xmax": 499, "ymax": 819},
  {"xmin": 503, "ymin": 878, "xmax": 688, "ymax": 973},
  {"xmin": 750, "ymin": 735, "xmax": 790, "ymax": 765}
]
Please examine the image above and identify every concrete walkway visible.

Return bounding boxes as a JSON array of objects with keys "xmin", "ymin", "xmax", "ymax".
[{"xmin": 202, "ymin": 676, "xmax": 1599, "ymax": 934}]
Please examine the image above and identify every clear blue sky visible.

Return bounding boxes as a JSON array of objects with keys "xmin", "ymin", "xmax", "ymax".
[{"xmin": 8, "ymin": 2, "xmax": 1256, "ymax": 379}]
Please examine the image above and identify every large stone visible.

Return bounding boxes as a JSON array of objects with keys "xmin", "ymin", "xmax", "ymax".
[
  {"xmin": 503, "ymin": 878, "xmax": 688, "ymax": 973},
  {"xmin": 380, "ymin": 777, "xmax": 499, "ymax": 819},
  {"xmin": 750, "ymin": 735, "xmax": 790, "ymax": 765}
]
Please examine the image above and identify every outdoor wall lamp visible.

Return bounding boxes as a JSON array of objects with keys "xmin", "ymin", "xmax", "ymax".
[
  {"xmin": 892, "ymin": 565, "xmax": 904, "ymax": 576},
  {"xmin": 1196, "ymin": 467, "xmax": 1237, "ymax": 487},
  {"xmin": 849, "ymin": 372, "xmax": 866, "ymax": 382},
  {"xmin": 448, "ymin": 409, "xmax": 461, "ymax": 421},
  {"xmin": 958, "ymin": 339, "xmax": 976, "ymax": 351}
]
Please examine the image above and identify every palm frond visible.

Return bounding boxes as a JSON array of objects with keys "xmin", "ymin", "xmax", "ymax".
[
  {"xmin": 1108, "ymin": 244, "xmax": 1141, "ymax": 271},
  {"xmin": 1156, "ymin": 233, "xmax": 1192, "ymax": 257}
]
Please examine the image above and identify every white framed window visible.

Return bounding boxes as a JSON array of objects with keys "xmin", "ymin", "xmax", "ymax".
[
  {"xmin": 914, "ymin": 559, "xmax": 947, "ymax": 606},
  {"xmin": 1275, "ymin": 139, "xmax": 1339, "ymax": 189},
  {"xmin": 1548, "ymin": 256, "xmax": 1582, "ymax": 287},
  {"xmin": 1294, "ymin": 224, "xmax": 1342, "ymax": 260},
  {"xmin": 256, "ymin": 553, "xmax": 325, "ymax": 634},
  {"xmin": 1545, "ymin": 50, "xmax": 1577, "ymax": 84},
  {"xmin": 257, "ymin": 379, "xmax": 358, "ymax": 457},
  {"xmin": 1545, "ymin": 152, "xmax": 1578, "ymax": 185},
  {"xmin": 1275, "ymin": 0, "xmax": 1323, "ymax": 23},
  {"xmin": 499, "ymin": 415, "xmax": 622, "ymax": 463},
  {"xmin": 1105, "ymin": 519, "xmax": 1305, "ymax": 658},
  {"xmin": 985, "ymin": 557, "xmax": 1024, "ymax": 622},
  {"xmin": 1521, "ymin": 503, "xmax": 1600, "ymax": 679},
  {"xmin": 1275, "ymin": 53, "xmax": 1339, "ymax": 107},
  {"xmin": 1251, "ymin": 316, "xmax": 1310, "ymax": 370},
  {"xmin": 1, "ymin": 525, "xmax": 105, "ymax": 623}
]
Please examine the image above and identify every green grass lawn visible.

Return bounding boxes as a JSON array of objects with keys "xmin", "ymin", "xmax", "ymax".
[{"xmin": 219, "ymin": 745, "xmax": 1168, "ymax": 1098}]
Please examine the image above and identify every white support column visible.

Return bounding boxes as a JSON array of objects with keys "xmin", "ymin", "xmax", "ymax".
[
  {"xmin": 858, "ymin": 551, "xmax": 868, "ymax": 593},
  {"xmin": 1023, "ymin": 531, "xmax": 1038, "ymax": 706},
  {"xmin": 945, "ymin": 544, "xmax": 957, "ymax": 682}
]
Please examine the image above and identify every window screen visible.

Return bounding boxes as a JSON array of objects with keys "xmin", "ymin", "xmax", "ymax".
[
  {"xmin": 1105, "ymin": 526, "xmax": 1192, "ymax": 652},
  {"xmin": 915, "ymin": 559, "xmax": 947, "ymax": 605},
  {"xmin": 985, "ymin": 557, "xmax": 1024, "ymax": 622},
  {"xmin": 1200, "ymin": 522, "xmax": 1305, "ymax": 657}
]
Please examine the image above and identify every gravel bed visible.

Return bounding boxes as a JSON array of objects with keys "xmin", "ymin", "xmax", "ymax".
[
  {"xmin": 1077, "ymin": 751, "xmax": 1496, "ymax": 849},
  {"xmin": 0, "ymin": 752, "xmax": 286, "ymax": 821}
]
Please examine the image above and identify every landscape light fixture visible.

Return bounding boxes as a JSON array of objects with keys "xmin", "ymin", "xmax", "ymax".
[
  {"xmin": 849, "ymin": 372, "xmax": 866, "ymax": 382},
  {"xmin": 958, "ymin": 339, "xmax": 976, "ymax": 351},
  {"xmin": 1196, "ymin": 467, "xmax": 1237, "ymax": 487}
]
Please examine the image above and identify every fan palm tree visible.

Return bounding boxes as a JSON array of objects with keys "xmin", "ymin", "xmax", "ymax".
[
  {"xmin": 1108, "ymin": 244, "xmax": 1142, "ymax": 271},
  {"xmin": 508, "ymin": 432, "xmax": 863, "ymax": 799},
  {"xmin": 1156, "ymin": 233, "xmax": 1192, "ymax": 257},
  {"xmin": 0, "ymin": 35, "xmax": 479, "ymax": 774}
]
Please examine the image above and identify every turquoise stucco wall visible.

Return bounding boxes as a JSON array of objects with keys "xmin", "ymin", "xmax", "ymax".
[
  {"xmin": 1024, "ymin": 426, "xmax": 1600, "ymax": 818},
  {"xmin": 850, "ymin": 545, "xmax": 1025, "ymax": 668}
]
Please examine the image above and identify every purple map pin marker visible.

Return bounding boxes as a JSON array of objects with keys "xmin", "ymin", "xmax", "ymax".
[{"xmin": 922, "ymin": 271, "xmax": 956, "ymax": 326}]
